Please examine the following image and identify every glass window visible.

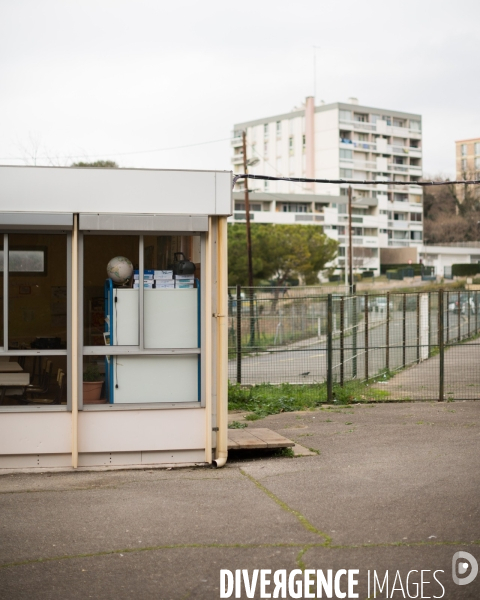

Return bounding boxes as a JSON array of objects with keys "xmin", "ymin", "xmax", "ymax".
[
  {"xmin": 83, "ymin": 234, "xmax": 202, "ymax": 406},
  {"xmin": 410, "ymin": 120, "xmax": 421, "ymax": 131},
  {"xmin": 475, "ymin": 142, "xmax": 480, "ymax": 155},
  {"xmin": 8, "ymin": 234, "xmax": 67, "ymax": 351},
  {"xmin": 1, "ymin": 355, "xmax": 68, "ymax": 407},
  {"xmin": 276, "ymin": 121, "xmax": 281, "ymax": 136},
  {"xmin": 461, "ymin": 144, "xmax": 467, "ymax": 156},
  {"xmin": 84, "ymin": 235, "xmax": 139, "ymax": 346},
  {"xmin": 263, "ymin": 123, "xmax": 269, "ymax": 137},
  {"xmin": 475, "ymin": 157, "xmax": 480, "ymax": 170},
  {"xmin": 340, "ymin": 168, "xmax": 353, "ymax": 178},
  {"xmin": 339, "ymin": 110, "xmax": 351, "ymax": 121},
  {"xmin": 340, "ymin": 149, "xmax": 353, "ymax": 160},
  {"xmin": 461, "ymin": 159, "xmax": 467, "ymax": 171}
]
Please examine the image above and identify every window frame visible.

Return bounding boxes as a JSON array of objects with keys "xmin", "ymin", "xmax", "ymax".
[
  {"xmin": 79, "ymin": 231, "xmax": 206, "ymax": 411},
  {"xmin": 0, "ymin": 232, "xmax": 71, "ymax": 413}
]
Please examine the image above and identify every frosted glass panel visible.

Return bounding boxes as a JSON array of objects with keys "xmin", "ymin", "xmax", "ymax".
[
  {"xmin": 144, "ymin": 289, "xmax": 198, "ymax": 348},
  {"xmin": 113, "ymin": 355, "xmax": 198, "ymax": 403}
]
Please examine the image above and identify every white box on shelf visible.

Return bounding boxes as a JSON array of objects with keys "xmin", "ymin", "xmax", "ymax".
[{"xmin": 154, "ymin": 270, "xmax": 174, "ymax": 279}]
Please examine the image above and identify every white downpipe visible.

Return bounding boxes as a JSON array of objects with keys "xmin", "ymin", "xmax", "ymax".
[
  {"xmin": 204, "ymin": 217, "xmax": 213, "ymax": 464},
  {"xmin": 213, "ymin": 216, "xmax": 228, "ymax": 468},
  {"xmin": 71, "ymin": 214, "xmax": 78, "ymax": 468}
]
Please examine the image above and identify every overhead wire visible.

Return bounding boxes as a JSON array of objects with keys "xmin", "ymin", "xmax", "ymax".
[{"xmin": 232, "ymin": 173, "xmax": 480, "ymax": 188}]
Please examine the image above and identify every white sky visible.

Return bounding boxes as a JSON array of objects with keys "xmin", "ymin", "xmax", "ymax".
[{"xmin": 1, "ymin": 0, "xmax": 479, "ymax": 178}]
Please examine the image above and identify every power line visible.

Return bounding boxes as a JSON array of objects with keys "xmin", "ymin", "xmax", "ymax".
[
  {"xmin": 233, "ymin": 173, "xmax": 480, "ymax": 188},
  {"xmin": 0, "ymin": 136, "xmax": 232, "ymax": 162}
]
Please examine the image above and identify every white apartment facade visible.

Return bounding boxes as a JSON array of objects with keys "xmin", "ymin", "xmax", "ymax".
[{"xmin": 231, "ymin": 98, "xmax": 423, "ymax": 274}]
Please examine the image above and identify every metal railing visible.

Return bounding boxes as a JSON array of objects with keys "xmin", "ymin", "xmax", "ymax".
[{"xmin": 228, "ymin": 288, "xmax": 480, "ymax": 402}]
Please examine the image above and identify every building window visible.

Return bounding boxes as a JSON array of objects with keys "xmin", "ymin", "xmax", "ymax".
[
  {"xmin": 264, "ymin": 142, "xmax": 268, "ymax": 156},
  {"xmin": 475, "ymin": 142, "xmax": 480, "ymax": 155},
  {"xmin": 475, "ymin": 157, "xmax": 480, "ymax": 170},
  {"xmin": 411, "ymin": 231, "xmax": 423, "ymax": 240},
  {"xmin": 410, "ymin": 212, "xmax": 422, "ymax": 222},
  {"xmin": 282, "ymin": 204, "xmax": 308, "ymax": 213},
  {"xmin": 0, "ymin": 248, "xmax": 46, "ymax": 274},
  {"xmin": 354, "ymin": 113, "xmax": 368, "ymax": 122},
  {"xmin": 276, "ymin": 121, "xmax": 281, "ymax": 136},
  {"xmin": 393, "ymin": 119, "xmax": 405, "ymax": 128},
  {"xmin": 339, "ymin": 110, "xmax": 351, "ymax": 121},
  {"xmin": 302, "ymin": 134, "xmax": 306, "ymax": 148},
  {"xmin": 339, "ymin": 149, "xmax": 353, "ymax": 160},
  {"xmin": 410, "ymin": 120, "xmax": 421, "ymax": 131},
  {"xmin": 264, "ymin": 180, "xmax": 269, "ymax": 191},
  {"xmin": 461, "ymin": 144, "xmax": 467, "ymax": 156},
  {"xmin": 461, "ymin": 158, "xmax": 467, "ymax": 171},
  {"xmin": 235, "ymin": 202, "xmax": 262, "ymax": 212},
  {"xmin": 289, "ymin": 136, "xmax": 294, "ymax": 154},
  {"xmin": 264, "ymin": 123, "xmax": 269, "ymax": 137},
  {"xmin": 340, "ymin": 168, "xmax": 353, "ymax": 179}
]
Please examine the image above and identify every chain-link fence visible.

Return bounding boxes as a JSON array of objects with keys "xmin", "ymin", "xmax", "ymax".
[{"xmin": 228, "ymin": 287, "xmax": 480, "ymax": 402}]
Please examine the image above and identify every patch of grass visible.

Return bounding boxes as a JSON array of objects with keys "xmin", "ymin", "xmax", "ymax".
[
  {"xmin": 229, "ymin": 378, "xmax": 392, "ymax": 421},
  {"xmin": 275, "ymin": 447, "xmax": 295, "ymax": 458},
  {"xmin": 308, "ymin": 447, "xmax": 321, "ymax": 455},
  {"xmin": 228, "ymin": 421, "xmax": 248, "ymax": 429}
]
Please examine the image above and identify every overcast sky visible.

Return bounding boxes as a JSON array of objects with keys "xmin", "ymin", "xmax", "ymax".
[{"xmin": 1, "ymin": 0, "xmax": 479, "ymax": 178}]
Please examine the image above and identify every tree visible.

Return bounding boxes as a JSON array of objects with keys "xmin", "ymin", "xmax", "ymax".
[
  {"xmin": 423, "ymin": 175, "xmax": 480, "ymax": 244},
  {"xmin": 228, "ymin": 223, "xmax": 338, "ymax": 286},
  {"xmin": 71, "ymin": 160, "xmax": 119, "ymax": 168}
]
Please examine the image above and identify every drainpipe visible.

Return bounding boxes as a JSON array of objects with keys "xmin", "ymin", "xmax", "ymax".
[
  {"xmin": 71, "ymin": 214, "xmax": 78, "ymax": 468},
  {"xmin": 213, "ymin": 216, "xmax": 228, "ymax": 468},
  {"xmin": 204, "ymin": 217, "xmax": 213, "ymax": 464}
]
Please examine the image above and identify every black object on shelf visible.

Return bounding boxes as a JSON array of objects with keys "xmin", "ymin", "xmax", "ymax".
[{"xmin": 170, "ymin": 252, "xmax": 196, "ymax": 275}]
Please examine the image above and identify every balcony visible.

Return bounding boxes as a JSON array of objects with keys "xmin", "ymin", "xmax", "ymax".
[
  {"xmin": 232, "ymin": 154, "xmax": 244, "ymax": 165},
  {"xmin": 388, "ymin": 163, "xmax": 409, "ymax": 173},
  {"xmin": 409, "ymin": 165, "xmax": 422, "ymax": 174},
  {"xmin": 339, "ymin": 118, "xmax": 376, "ymax": 132},
  {"xmin": 231, "ymin": 135, "xmax": 243, "ymax": 147},
  {"xmin": 353, "ymin": 160, "xmax": 377, "ymax": 171}
]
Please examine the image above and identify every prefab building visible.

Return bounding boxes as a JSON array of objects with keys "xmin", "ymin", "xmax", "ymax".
[{"xmin": 0, "ymin": 166, "xmax": 231, "ymax": 470}]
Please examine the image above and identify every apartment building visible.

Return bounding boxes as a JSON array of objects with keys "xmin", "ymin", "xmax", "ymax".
[
  {"xmin": 456, "ymin": 137, "xmax": 480, "ymax": 179},
  {"xmin": 231, "ymin": 98, "xmax": 423, "ymax": 274}
]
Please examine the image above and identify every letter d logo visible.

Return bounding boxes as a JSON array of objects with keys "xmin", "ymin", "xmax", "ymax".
[{"xmin": 452, "ymin": 551, "xmax": 478, "ymax": 586}]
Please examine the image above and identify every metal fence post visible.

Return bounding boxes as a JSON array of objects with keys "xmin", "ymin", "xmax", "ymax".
[
  {"xmin": 468, "ymin": 290, "xmax": 471, "ymax": 337},
  {"xmin": 446, "ymin": 291, "xmax": 449, "ymax": 343},
  {"xmin": 327, "ymin": 294, "xmax": 333, "ymax": 402},
  {"xmin": 352, "ymin": 294, "xmax": 357, "ymax": 379},
  {"xmin": 236, "ymin": 284, "xmax": 242, "ymax": 384},
  {"xmin": 438, "ymin": 289, "xmax": 444, "ymax": 402},
  {"xmin": 402, "ymin": 293, "xmax": 406, "ymax": 369},
  {"xmin": 475, "ymin": 292, "xmax": 478, "ymax": 334},
  {"xmin": 364, "ymin": 294, "xmax": 369, "ymax": 382},
  {"xmin": 340, "ymin": 297, "xmax": 344, "ymax": 386},
  {"xmin": 457, "ymin": 290, "xmax": 461, "ymax": 342},
  {"xmin": 386, "ymin": 292, "xmax": 390, "ymax": 372},
  {"xmin": 416, "ymin": 293, "xmax": 420, "ymax": 364}
]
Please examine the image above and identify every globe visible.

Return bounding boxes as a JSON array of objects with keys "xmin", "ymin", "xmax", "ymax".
[{"xmin": 107, "ymin": 256, "xmax": 134, "ymax": 285}]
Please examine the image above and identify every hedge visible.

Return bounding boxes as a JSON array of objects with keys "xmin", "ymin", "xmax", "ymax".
[{"xmin": 451, "ymin": 263, "xmax": 480, "ymax": 277}]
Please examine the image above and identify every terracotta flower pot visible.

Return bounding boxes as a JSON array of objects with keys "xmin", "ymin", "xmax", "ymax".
[{"xmin": 83, "ymin": 381, "xmax": 104, "ymax": 404}]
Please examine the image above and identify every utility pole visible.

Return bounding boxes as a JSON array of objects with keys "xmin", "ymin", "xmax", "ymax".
[{"xmin": 242, "ymin": 130, "xmax": 255, "ymax": 345}]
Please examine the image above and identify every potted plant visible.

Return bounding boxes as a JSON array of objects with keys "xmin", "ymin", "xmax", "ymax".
[{"xmin": 83, "ymin": 362, "xmax": 105, "ymax": 404}]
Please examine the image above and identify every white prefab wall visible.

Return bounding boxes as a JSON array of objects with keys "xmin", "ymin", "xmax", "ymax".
[
  {"xmin": 0, "ymin": 412, "xmax": 72, "ymax": 455},
  {"xmin": 0, "ymin": 166, "xmax": 233, "ymax": 216},
  {"xmin": 78, "ymin": 408, "xmax": 205, "ymax": 453}
]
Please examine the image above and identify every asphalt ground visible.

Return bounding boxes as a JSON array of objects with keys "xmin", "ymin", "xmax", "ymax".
[{"xmin": 0, "ymin": 401, "xmax": 479, "ymax": 599}]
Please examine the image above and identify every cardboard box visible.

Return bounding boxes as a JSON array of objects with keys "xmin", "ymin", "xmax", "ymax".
[
  {"xmin": 155, "ymin": 281, "xmax": 175, "ymax": 289},
  {"xmin": 133, "ymin": 281, "xmax": 154, "ymax": 289},
  {"xmin": 175, "ymin": 282, "xmax": 195, "ymax": 289},
  {"xmin": 154, "ymin": 270, "xmax": 174, "ymax": 279},
  {"xmin": 134, "ymin": 270, "xmax": 154, "ymax": 280}
]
